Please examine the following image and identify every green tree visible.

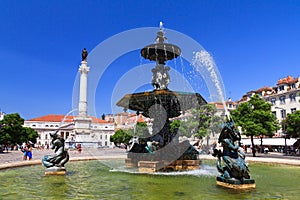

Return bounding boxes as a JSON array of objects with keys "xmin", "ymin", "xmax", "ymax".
[
  {"xmin": 110, "ymin": 129, "xmax": 133, "ymax": 147},
  {"xmin": 230, "ymin": 94, "xmax": 280, "ymax": 156},
  {"xmin": 285, "ymin": 110, "xmax": 300, "ymax": 138},
  {"xmin": 170, "ymin": 120, "xmax": 181, "ymax": 134},
  {"xmin": 176, "ymin": 104, "xmax": 222, "ymax": 139},
  {"xmin": 134, "ymin": 122, "xmax": 150, "ymax": 139},
  {"xmin": 0, "ymin": 113, "xmax": 38, "ymax": 145}
]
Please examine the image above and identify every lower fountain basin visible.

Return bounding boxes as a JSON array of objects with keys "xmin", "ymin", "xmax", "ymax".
[{"xmin": 1, "ymin": 160, "xmax": 299, "ymax": 199}]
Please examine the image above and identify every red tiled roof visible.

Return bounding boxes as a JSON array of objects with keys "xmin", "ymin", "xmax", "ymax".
[
  {"xmin": 28, "ymin": 114, "xmax": 73, "ymax": 122},
  {"xmin": 209, "ymin": 101, "xmax": 237, "ymax": 109},
  {"xmin": 27, "ymin": 114, "xmax": 111, "ymax": 124},
  {"xmin": 255, "ymin": 86, "xmax": 273, "ymax": 93},
  {"xmin": 277, "ymin": 75, "xmax": 298, "ymax": 85},
  {"xmin": 89, "ymin": 116, "xmax": 111, "ymax": 123}
]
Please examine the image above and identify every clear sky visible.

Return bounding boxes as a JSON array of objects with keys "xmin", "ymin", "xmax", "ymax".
[{"xmin": 1, "ymin": 0, "xmax": 300, "ymax": 120}]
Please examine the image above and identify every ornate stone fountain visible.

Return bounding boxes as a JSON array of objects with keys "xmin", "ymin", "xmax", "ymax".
[{"xmin": 117, "ymin": 23, "xmax": 207, "ymax": 172}]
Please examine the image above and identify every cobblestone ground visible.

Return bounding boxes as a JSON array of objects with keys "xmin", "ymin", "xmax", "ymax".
[
  {"xmin": 0, "ymin": 148, "xmax": 127, "ymax": 164},
  {"xmin": 1, "ymin": 148, "xmax": 300, "ymax": 166}
]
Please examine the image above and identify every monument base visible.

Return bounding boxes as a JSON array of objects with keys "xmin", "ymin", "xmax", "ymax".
[
  {"xmin": 216, "ymin": 176, "xmax": 256, "ymax": 189},
  {"xmin": 45, "ymin": 166, "xmax": 67, "ymax": 175}
]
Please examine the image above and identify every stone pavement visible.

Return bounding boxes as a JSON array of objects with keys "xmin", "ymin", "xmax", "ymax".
[
  {"xmin": 1, "ymin": 148, "xmax": 300, "ymax": 170},
  {"xmin": 0, "ymin": 148, "xmax": 127, "ymax": 170},
  {"xmin": 200, "ymin": 152, "xmax": 300, "ymax": 166}
]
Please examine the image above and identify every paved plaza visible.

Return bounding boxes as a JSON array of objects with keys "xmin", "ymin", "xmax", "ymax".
[{"xmin": 1, "ymin": 148, "xmax": 300, "ymax": 170}]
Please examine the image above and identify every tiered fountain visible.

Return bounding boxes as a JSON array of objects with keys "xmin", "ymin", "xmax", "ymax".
[{"xmin": 117, "ymin": 23, "xmax": 207, "ymax": 172}]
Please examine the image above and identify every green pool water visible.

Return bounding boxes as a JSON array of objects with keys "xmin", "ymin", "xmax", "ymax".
[{"xmin": 0, "ymin": 160, "xmax": 299, "ymax": 200}]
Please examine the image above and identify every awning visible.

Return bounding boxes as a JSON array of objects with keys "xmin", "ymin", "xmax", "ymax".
[{"xmin": 241, "ymin": 138, "xmax": 297, "ymax": 146}]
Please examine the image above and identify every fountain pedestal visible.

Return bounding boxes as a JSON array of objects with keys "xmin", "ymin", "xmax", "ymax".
[
  {"xmin": 138, "ymin": 161, "xmax": 164, "ymax": 173},
  {"xmin": 216, "ymin": 176, "xmax": 256, "ymax": 189},
  {"xmin": 45, "ymin": 167, "xmax": 66, "ymax": 175},
  {"xmin": 126, "ymin": 159, "xmax": 201, "ymax": 173}
]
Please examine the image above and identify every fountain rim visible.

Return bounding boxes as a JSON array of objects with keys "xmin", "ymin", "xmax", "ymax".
[
  {"xmin": 116, "ymin": 89, "xmax": 208, "ymax": 115},
  {"xmin": 1, "ymin": 154, "xmax": 300, "ymax": 171}
]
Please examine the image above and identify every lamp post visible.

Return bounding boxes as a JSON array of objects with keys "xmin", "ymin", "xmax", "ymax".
[{"xmin": 275, "ymin": 107, "xmax": 287, "ymax": 156}]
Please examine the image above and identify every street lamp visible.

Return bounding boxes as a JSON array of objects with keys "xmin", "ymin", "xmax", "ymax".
[{"xmin": 275, "ymin": 106, "xmax": 287, "ymax": 156}]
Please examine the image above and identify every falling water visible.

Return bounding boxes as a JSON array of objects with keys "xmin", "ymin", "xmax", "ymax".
[
  {"xmin": 155, "ymin": 45, "xmax": 158, "ymax": 61},
  {"xmin": 59, "ymin": 108, "xmax": 78, "ymax": 128},
  {"xmin": 172, "ymin": 46, "xmax": 177, "ymax": 67},
  {"xmin": 191, "ymin": 50, "xmax": 229, "ymax": 117},
  {"xmin": 179, "ymin": 55, "xmax": 185, "ymax": 75},
  {"xmin": 164, "ymin": 44, "xmax": 167, "ymax": 60}
]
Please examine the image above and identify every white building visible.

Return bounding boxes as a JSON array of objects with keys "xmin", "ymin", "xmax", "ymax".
[
  {"xmin": 239, "ymin": 75, "xmax": 300, "ymax": 137},
  {"xmin": 24, "ymin": 114, "xmax": 115, "ymax": 148}
]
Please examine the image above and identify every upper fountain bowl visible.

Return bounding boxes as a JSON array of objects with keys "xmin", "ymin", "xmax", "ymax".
[
  {"xmin": 141, "ymin": 43, "xmax": 181, "ymax": 64},
  {"xmin": 141, "ymin": 27, "xmax": 181, "ymax": 64}
]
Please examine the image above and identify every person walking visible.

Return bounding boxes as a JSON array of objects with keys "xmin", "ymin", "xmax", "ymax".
[
  {"xmin": 77, "ymin": 143, "xmax": 82, "ymax": 154},
  {"xmin": 27, "ymin": 144, "xmax": 33, "ymax": 160},
  {"xmin": 21, "ymin": 144, "xmax": 28, "ymax": 160}
]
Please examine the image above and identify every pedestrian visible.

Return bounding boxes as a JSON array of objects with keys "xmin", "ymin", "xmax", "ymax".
[
  {"xmin": 27, "ymin": 144, "xmax": 33, "ymax": 160},
  {"xmin": 77, "ymin": 143, "xmax": 82, "ymax": 154},
  {"xmin": 21, "ymin": 144, "xmax": 28, "ymax": 160},
  {"xmin": 4, "ymin": 144, "xmax": 9, "ymax": 152}
]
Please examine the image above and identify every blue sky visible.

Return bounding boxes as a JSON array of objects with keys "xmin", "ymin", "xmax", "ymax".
[{"xmin": 1, "ymin": 0, "xmax": 300, "ymax": 120}]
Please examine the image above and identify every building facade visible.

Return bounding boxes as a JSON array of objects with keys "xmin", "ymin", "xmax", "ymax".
[
  {"xmin": 24, "ymin": 114, "xmax": 115, "ymax": 148},
  {"xmin": 239, "ymin": 75, "xmax": 300, "ymax": 137}
]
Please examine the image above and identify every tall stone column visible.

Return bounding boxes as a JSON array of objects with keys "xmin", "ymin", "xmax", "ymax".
[
  {"xmin": 78, "ymin": 60, "xmax": 89, "ymax": 117},
  {"xmin": 74, "ymin": 48, "xmax": 93, "ymax": 146}
]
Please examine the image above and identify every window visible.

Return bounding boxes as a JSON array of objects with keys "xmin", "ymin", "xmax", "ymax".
[
  {"xmin": 279, "ymin": 96, "xmax": 285, "ymax": 104},
  {"xmin": 32, "ymin": 124, "xmax": 36, "ymax": 127},
  {"xmin": 105, "ymin": 135, "xmax": 107, "ymax": 140},
  {"xmin": 271, "ymin": 98, "xmax": 276, "ymax": 105},
  {"xmin": 280, "ymin": 109, "xmax": 286, "ymax": 119},
  {"xmin": 228, "ymin": 104, "xmax": 232, "ymax": 108},
  {"xmin": 291, "ymin": 83, "xmax": 296, "ymax": 89},
  {"xmin": 279, "ymin": 85, "xmax": 285, "ymax": 91},
  {"xmin": 100, "ymin": 135, "xmax": 102, "ymax": 139},
  {"xmin": 45, "ymin": 134, "xmax": 48, "ymax": 140},
  {"xmin": 289, "ymin": 93, "xmax": 296, "ymax": 102},
  {"xmin": 291, "ymin": 108, "xmax": 296, "ymax": 113}
]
